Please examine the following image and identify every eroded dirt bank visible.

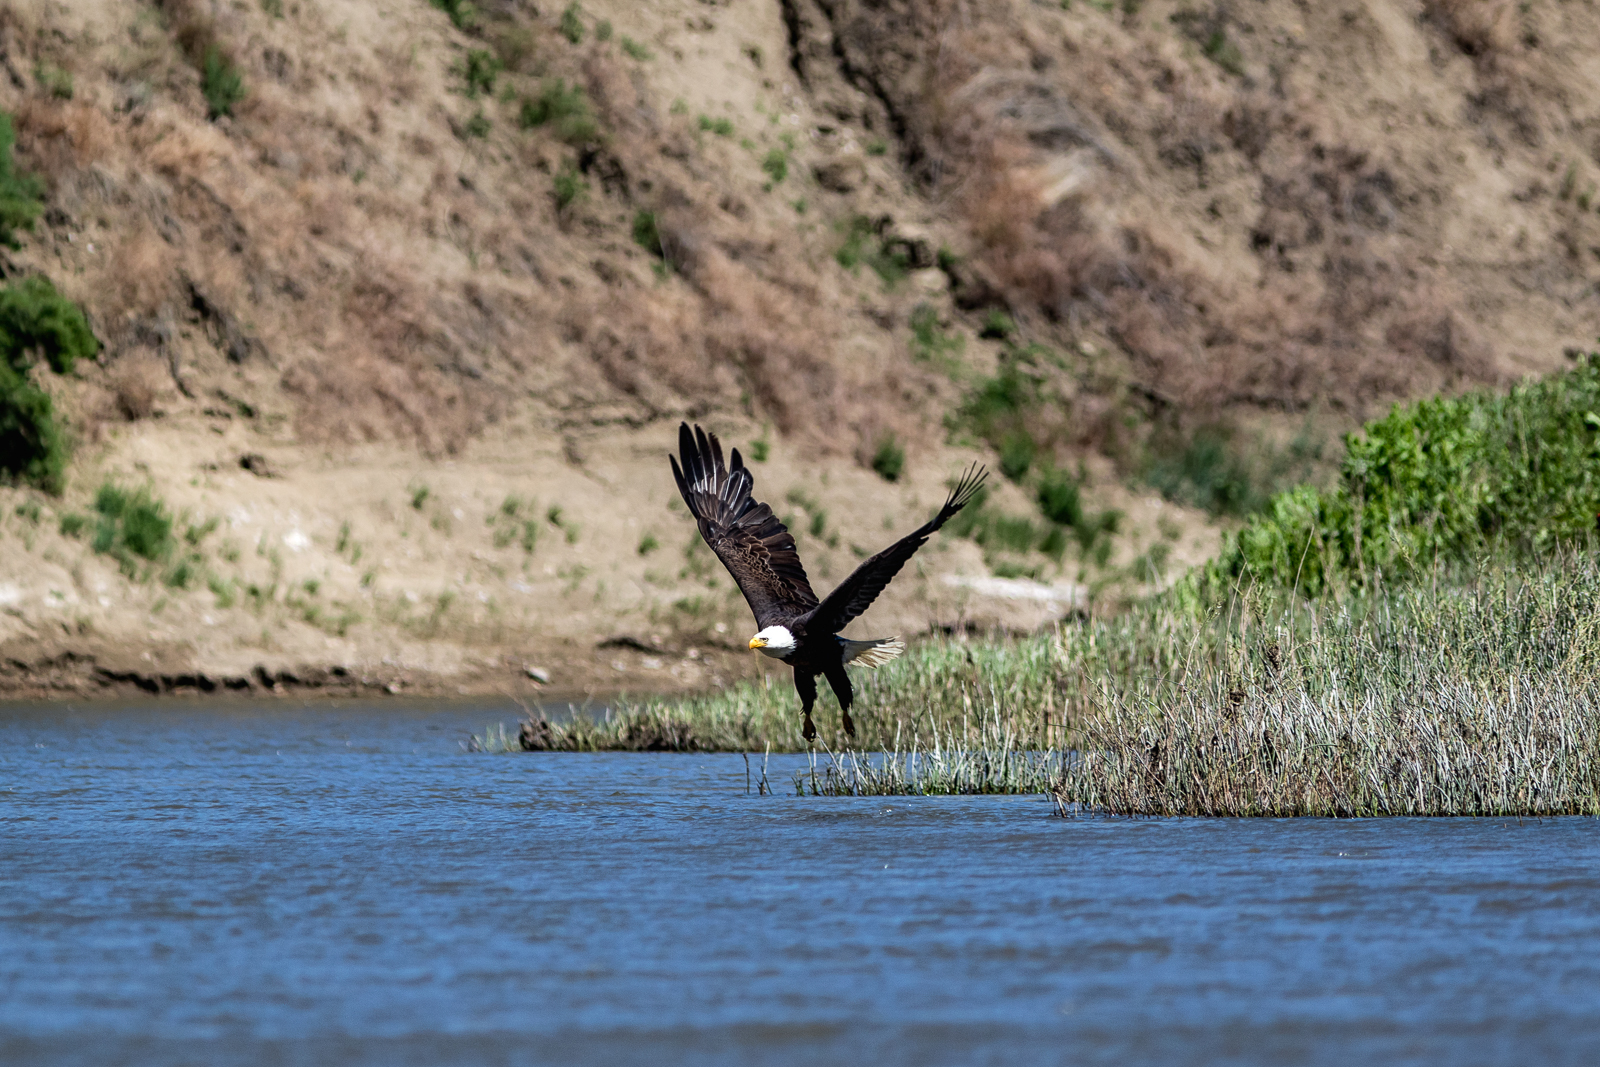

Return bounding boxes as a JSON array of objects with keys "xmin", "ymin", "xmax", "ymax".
[{"xmin": 1, "ymin": 0, "xmax": 1596, "ymax": 696}]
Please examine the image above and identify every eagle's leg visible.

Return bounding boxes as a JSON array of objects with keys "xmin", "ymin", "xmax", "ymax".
[
  {"xmin": 823, "ymin": 661, "xmax": 856, "ymax": 740},
  {"xmin": 795, "ymin": 669, "xmax": 818, "ymax": 742}
]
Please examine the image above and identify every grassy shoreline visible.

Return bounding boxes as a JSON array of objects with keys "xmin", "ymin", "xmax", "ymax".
[{"xmin": 484, "ymin": 550, "xmax": 1600, "ymax": 815}]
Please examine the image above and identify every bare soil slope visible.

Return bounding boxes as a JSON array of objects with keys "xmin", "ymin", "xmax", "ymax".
[{"xmin": 0, "ymin": 0, "xmax": 1596, "ymax": 697}]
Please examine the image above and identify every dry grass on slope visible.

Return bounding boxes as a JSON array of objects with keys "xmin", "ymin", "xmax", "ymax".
[
  {"xmin": 790, "ymin": 0, "xmax": 1600, "ymax": 438},
  {"xmin": 0, "ymin": 0, "xmax": 954, "ymax": 466}
]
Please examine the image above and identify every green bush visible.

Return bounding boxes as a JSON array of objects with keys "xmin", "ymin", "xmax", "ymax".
[
  {"xmin": 632, "ymin": 209, "xmax": 663, "ymax": 257},
  {"xmin": 697, "ymin": 114, "xmax": 734, "ymax": 137},
  {"xmin": 620, "ymin": 36, "xmax": 652, "ymax": 60},
  {"xmin": 0, "ymin": 275, "xmax": 100, "ymax": 374},
  {"xmin": 519, "ymin": 79, "xmax": 599, "ymax": 145},
  {"xmin": 1201, "ymin": 349, "xmax": 1600, "ymax": 595},
  {"xmin": 200, "ymin": 46, "xmax": 245, "ymax": 119},
  {"xmin": 871, "ymin": 433, "xmax": 905, "ymax": 482},
  {"xmin": 90, "ymin": 483, "xmax": 174, "ymax": 574},
  {"xmin": 0, "ymin": 361, "xmax": 68, "ymax": 494},
  {"xmin": 761, "ymin": 148, "xmax": 788, "ymax": 184},
  {"xmin": 553, "ymin": 166, "xmax": 587, "ymax": 210},
  {"xmin": 461, "ymin": 49, "xmax": 500, "ymax": 98},
  {"xmin": 559, "ymin": 2, "xmax": 585, "ymax": 44},
  {"xmin": 1144, "ymin": 428, "xmax": 1261, "ymax": 517},
  {"xmin": 0, "ymin": 113, "xmax": 44, "ymax": 248},
  {"xmin": 428, "ymin": 0, "xmax": 478, "ymax": 30}
]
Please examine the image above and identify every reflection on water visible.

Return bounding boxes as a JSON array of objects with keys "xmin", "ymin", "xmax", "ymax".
[{"xmin": 3, "ymin": 701, "xmax": 1600, "ymax": 1067}]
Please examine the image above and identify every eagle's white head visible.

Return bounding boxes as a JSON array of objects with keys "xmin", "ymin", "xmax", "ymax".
[{"xmin": 748, "ymin": 625, "xmax": 797, "ymax": 659}]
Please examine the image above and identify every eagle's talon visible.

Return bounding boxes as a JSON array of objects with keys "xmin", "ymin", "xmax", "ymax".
[
  {"xmin": 802, "ymin": 714, "xmax": 817, "ymax": 742},
  {"xmin": 841, "ymin": 710, "xmax": 856, "ymax": 739}
]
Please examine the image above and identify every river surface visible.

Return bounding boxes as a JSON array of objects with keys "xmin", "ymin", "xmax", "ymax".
[{"xmin": 3, "ymin": 701, "xmax": 1600, "ymax": 1066}]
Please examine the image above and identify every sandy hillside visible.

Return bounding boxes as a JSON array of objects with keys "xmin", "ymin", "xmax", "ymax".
[{"xmin": 0, "ymin": 0, "xmax": 1596, "ymax": 697}]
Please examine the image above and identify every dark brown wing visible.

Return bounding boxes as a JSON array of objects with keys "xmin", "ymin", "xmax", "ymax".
[
  {"xmin": 803, "ymin": 463, "xmax": 987, "ymax": 635},
  {"xmin": 669, "ymin": 423, "xmax": 819, "ymax": 628}
]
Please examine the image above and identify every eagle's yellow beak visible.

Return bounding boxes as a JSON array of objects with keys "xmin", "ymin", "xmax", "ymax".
[{"xmin": 748, "ymin": 636, "xmax": 768, "ymax": 649}]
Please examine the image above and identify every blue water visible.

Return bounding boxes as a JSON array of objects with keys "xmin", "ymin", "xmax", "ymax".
[{"xmin": 3, "ymin": 702, "xmax": 1600, "ymax": 1066}]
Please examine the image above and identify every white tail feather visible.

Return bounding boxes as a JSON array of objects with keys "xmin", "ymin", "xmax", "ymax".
[{"xmin": 841, "ymin": 636, "xmax": 905, "ymax": 668}]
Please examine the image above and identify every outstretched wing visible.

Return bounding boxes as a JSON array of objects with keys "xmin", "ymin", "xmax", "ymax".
[
  {"xmin": 669, "ymin": 423, "xmax": 818, "ymax": 627},
  {"xmin": 804, "ymin": 463, "xmax": 988, "ymax": 635}
]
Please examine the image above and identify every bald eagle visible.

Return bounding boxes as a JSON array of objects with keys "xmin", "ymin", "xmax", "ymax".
[{"xmin": 670, "ymin": 423, "xmax": 987, "ymax": 742}]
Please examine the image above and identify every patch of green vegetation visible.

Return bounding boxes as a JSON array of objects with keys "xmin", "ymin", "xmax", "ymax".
[
  {"xmin": 462, "ymin": 109, "xmax": 491, "ymax": 139},
  {"xmin": 595, "ymin": 19, "xmax": 613, "ymax": 42},
  {"xmin": 0, "ymin": 274, "xmax": 88, "ymax": 494},
  {"xmin": 207, "ymin": 573, "xmax": 237, "ymax": 608},
  {"xmin": 461, "ymin": 49, "xmax": 500, "ymax": 98},
  {"xmin": 86, "ymin": 483, "xmax": 174, "ymax": 576},
  {"xmin": 1, "ymin": 276, "xmax": 100, "ymax": 374},
  {"xmin": 0, "ymin": 114, "xmax": 44, "ymax": 248},
  {"xmin": 952, "ymin": 356, "xmax": 1039, "ymax": 480},
  {"xmin": 519, "ymin": 79, "xmax": 599, "ymax": 145},
  {"xmin": 748, "ymin": 434, "xmax": 770, "ymax": 462},
  {"xmin": 0, "ymin": 363, "xmax": 67, "ymax": 494},
  {"xmin": 637, "ymin": 532, "xmax": 659, "ymax": 555},
  {"xmin": 865, "ymin": 138, "xmax": 888, "ymax": 156},
  {"xmin": 909, "ymin": 303, "xmax": 964, "ymax": 364},
  {"xmin": 1203, "ymin": 30, "xmax": 1246, "ymax": 76},
  {"xmin": 620, "ymin": 36, "xmax": 652, "ymax": 60},
  {"xmin": 835, "ymin": 216, "xmax": 911, "ymax": 288},
  {"xmin": 760, "ymin": 148, "xmax": 789, "ymax": 185},
  {"xmin": 697, "ymin": 114, "xmax": 734, "ymax": 137},
  {"xmin": 35, "ymin": 62, "xmax": 73, "ymax": 100},
  {"xmin": 429, "ymin": 0, "xmax": 479, "ymax": 31},
  {"xmin": 979, "ymin": 308, "xmax": 1015, "ymax": 340},
  {"xmin": 200, "ymin": 46, "xmax": 246, "ymax": 120},
  {"xmin": 871, "ymin": 433, "xmax": 905, "ymax": 482},
  {"xmin": 410, "ymin": 485, "xmax": 431, "ymax": 510},
  {"xmin": 632, "ymin": 209, "xmax": 663, "ymax": 257},
  {"xmin": 559, "ymin": 2, "xmax": 585, "ymax": 44},
  {"xmin": 1196, "ymin": 348, "xmax": 1600, "ymax": 596},
  {"xmin": 553, "ymin": 166, "xmax": 588, "ymax": 210},
  {"xmin": 1144, "ymin": 428, "xmax": 1260, "ymax": 517}
]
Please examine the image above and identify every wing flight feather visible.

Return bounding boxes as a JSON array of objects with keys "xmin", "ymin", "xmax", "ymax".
[
  {"xmin": 804, "ymin": 463, "xmax": 988, "ymax": 635},
  {"xmin": 670, "ymin": 423, "xmax": 818, "ymax": 628}
]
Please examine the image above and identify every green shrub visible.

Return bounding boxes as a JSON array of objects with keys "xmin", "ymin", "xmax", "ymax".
[
  {"xmin": 871, "ymin": 433, "xmax": 905, "ymax": 482},
  {"xmin": 0, "ymin": 275, "xmax": 100, "ymax": 374},
  {"xmin": 462, "ymin": 109, "xmax": 491, "ymax": 139},
  {"xmin": 0, "ymin": 113, "xmax": 44, "ymax": 248},
  {"xmin": 519, "ymin": 79, "xmax": 599, "ymax": 144},
  {"xmin": 1144, "ymin": 428, "xmax": 1261, "ymax": 517},
  {"xmin": 697, "ymin": 114, "xmax": 734, "ymax": 137},
  {"xmin": 200, "ymin": 46, "xmax": 245, "ymax": 119},
  {"xmin": 1036, "ymin": 469, "xmax": 1083, "ymax": 527},
  {"xmin": 1203, "ymin": 30, "xmax": 1245, "ymax": 76},
  {"xmin": 0, "ymin": 361, "xmax": 68, "ymax": 494},
  {"xmin": 462, "ymin": 49, "xmax": 500, "ymax": 98},
  {"xmin": 835, "ymin": 216, "xmax": 910, "ymax": 287},
  {"xmin": 620, "ymin": 36, "xmax": 652, "ymax": 60},
  {"xmin": 90, "ymin": 483, "xmax": 174, "ymax": 573},
  {"xmin": 761, "ymin": 148, "xmax": 788, "ymax": 184},
  {"xmin": 559, "ymin": 2, "xmax": 584, "ymax": 44},
  {"xmin": 632, "ymin": 210, "xmax": 663, "ymax": 257},
  {"xmin": 909, "ymin": 303, "xmax": 964, "ymax": 363},
  {"xmin": 595, "ymin": 20, "xmax": 613, "ymax": 41},
  {"xmin": 1200, "ymin": 349, "xmax": 1600, "ymax": 595},
  {"xmin": 979, "ymin": 308, "xmax": 1015, "ymax": 340},
  {"xmin": 428, "ymin": 0, "xmax": 478, "ymax": 30},
  {"xmin": 34, "ymin": 62, "xmax": 73, "ymax": 100},
  {"xmin": 553, "ymin": 166, "xmax": 588, "ymax": 209}
]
